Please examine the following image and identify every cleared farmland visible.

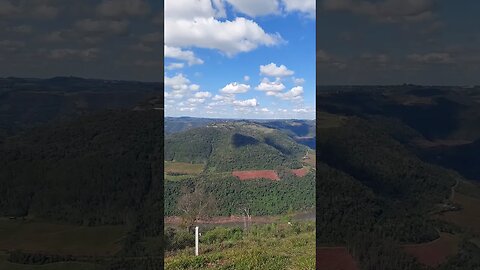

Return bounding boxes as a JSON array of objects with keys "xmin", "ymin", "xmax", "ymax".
[{"xmin": 164, "ymin": 161, "xmax": 205, "ymax": 175}]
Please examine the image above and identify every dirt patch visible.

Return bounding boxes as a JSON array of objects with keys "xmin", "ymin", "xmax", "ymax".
[
  {"xmin": 317, "ymin": 247, "xmax": 358, "ymax": 270},
  {"xmin": 403, "ymin": 233, "xmax": 460, "ymax": 267},
  {"xmin": 232, "ymin": 170, "xmax": 280, "ymax": 181},
  {"xmin": 291, "ymin": 167, "xmax": 309, "ymax": 177},
  {"xmin": 165, "ymin": 215, "xmax": 279, "ymax": 225}
]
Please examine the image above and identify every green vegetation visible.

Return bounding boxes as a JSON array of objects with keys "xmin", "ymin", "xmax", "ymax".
[
  {"xmin": 164, "ymin": 222, "xmax": 315, "ymax": 270},
  {"xmin": 165, "ymin": 172, "xmax": 315, "ymax": 217},
  {"xmin": 164, "ymin": 161, "xmax": 205, "ymax": 175},
  {"xmin": 164, "ymin": 122, "xmax": 307, "ymax": 172}
]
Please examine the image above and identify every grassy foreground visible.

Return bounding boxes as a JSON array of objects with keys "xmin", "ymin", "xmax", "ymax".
[{"xmin": 164, "ymin": 222, "xmax": 315, "ymax": 270}]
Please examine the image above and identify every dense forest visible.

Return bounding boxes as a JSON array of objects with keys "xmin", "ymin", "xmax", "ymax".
[{"xmin": 164, "ymin": 172, "xmax": 315, "ymax": 216}]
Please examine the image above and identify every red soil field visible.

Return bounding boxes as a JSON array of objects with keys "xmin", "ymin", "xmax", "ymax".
[
  {"xmin": 291, "ymin": 167, "xmax": 309, "ymax": 177},
  {"xmin": 317, "ymin": 247, "xmax": 359, "ymax": 270},
  {"xmin": 403, "ymin": 233, "xmax": 459, "ymax": 267},
  {"xmin": 232, "ymin": 170, "xmax": 280, "ymax": 181}
]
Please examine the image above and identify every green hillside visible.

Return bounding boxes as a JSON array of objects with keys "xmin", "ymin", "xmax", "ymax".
[{"xmin": 164, "ymin": 122, "xmax": 308, "ymax": 172}]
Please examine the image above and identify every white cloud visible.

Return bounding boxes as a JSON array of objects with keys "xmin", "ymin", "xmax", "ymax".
[
  {"xmin": 180, "ymin": 107, "xmax": 196, "ymax": 112},
  {"xmin": 194, "ymin": 91, "xmax": 212, "ymax": 98},
  {"xmin": 282, "ymin": 0, "xmax": 316, "ymax": 17},
  {"xmin": 165, "ymin": 0, "xmax": 218, "ymax": 20},
  {"xmin": 164, "ymin": 92, "xmax": 184, "ymax": 99},
  {"xmin": 165, "ymin": 0, "xmax": 282, "ymax": 56},
  {"xmin": 233, "ymin": 98, "xmax": 258, "ymax": 107},
  {"xmin": 293, "ymin": 108, "xmax": 308, "ymax": 113},
  {"xmin": 244, "ymin": 75, "xmax": 250, "ymax": 81},
  {"xmin": 292, "ymin": 77, "xmax": 305, "ymax": 85},
  {"xmin": 187, "ymin": 98, "xmax": 206, "ymax": 104},
  {"xmin": 164, "ymin": 46, "xmax": 204, "ymax": 66},
  {"xmin": 225, "ymin": 0, "xmax": 280, "ymax": 17},
  {"xmin": 272, "ymin": 86, "xmax": 304, "ymax": 101},
  {"xmin": 256, "ymin": 77, "xmax": 286, "ymax": 92},
  {"xmin": 220, "ymin": 82, "xmax": 251, "ymax": 94},
  {"xmin": 189, "ymin": 84, "xmax": 200, "ymax": 91},
  {"xmin": 166, "ymin": 62, "xmax": 185, "ymax": 70},
  {"xmin": 260, "ymin": 63, "xmax": 294, "ymax": 77},
  {"xmin": 164, "ymin": 73, "xmax": 191, "ymax": 91}
]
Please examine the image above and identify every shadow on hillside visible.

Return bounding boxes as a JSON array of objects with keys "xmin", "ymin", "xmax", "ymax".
[{"xmin": 231, "ymin": 133, "xmax": 259, "ymax": 147}]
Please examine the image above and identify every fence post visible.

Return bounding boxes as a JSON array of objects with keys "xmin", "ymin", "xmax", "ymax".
[{"xmin": 195, "ymin": 226, "xmax": 199, "ymax": 256}]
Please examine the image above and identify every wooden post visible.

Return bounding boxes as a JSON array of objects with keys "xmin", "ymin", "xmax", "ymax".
[{"xmin": 195, "ymin": 226, "xmax": 199, "ymax": 256}]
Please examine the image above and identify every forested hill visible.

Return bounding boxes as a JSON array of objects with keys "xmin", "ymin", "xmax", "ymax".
[
  {"xmin": 165, "ymin": 117, "xmax": 316, "ymax": 149},
  {"xmin": 164, "ymin": 122, "xmax": 308, "ymax": 171},
  {"xmin": 0, "ymin": 77, "xmax": 162, "ymax": 138}
]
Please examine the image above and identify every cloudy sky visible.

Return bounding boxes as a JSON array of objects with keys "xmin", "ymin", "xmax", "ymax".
[
  {"xmin": 164, "ymin": 0, "xmax": 316, "ymax": 119},
  {"xmin": 317, "ymin": 0, "xmax": 480, "ymax": 85},
  {"xmin": 0, "ymin": 0, "xmax": 162, "ymax": 81}
]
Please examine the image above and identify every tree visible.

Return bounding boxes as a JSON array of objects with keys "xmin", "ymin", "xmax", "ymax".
[{"xmin": 177, "ymin": 187, "xmax": 217, "ymax": 230}]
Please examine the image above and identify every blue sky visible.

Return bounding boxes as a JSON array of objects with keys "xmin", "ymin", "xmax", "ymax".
[{"xmin": 164, "ymin": 0, "xmax": 315, "ymax": 119}]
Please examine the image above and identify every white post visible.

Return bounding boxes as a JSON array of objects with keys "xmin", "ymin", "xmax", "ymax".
[{"xmin": 195, "ymin": 226, "xmax": 199, "ymax": 256}]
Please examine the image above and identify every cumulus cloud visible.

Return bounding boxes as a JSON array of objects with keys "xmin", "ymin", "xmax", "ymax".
[
  {"xmin": 272, "ymin": 86, "xmax": 304, "ymax": 101},
  {"xmin": 233, "ymin": 98, "xmax": 258, "ymax": 107},
  {"xmin": 225, "ymin": 0, "xmax": 280, "ymax": 17},
  {"xmin": 260, "ymin": 63, "xmax": 294, "ymax": 77},
  {"xmin": 283, "ymin": 0, "xmax": 316, "ymax": 17},
  {"xmin": 292, "ymin": 77, "xmax": 305, "ymax": 85},
  {"xmin": 220, "ymin": 82, "xmax": 251, "ymax": 94},
  {"xmin": 164, "ymin": 46, "xmax": 204, "ymax": 66},
  {"xmin": 322, "ymin": 0, "xmax": 435, "ymax": 23},
  {"xmin": 164, "ymin": 73, "xmax": 191, "ymax": 91},
  {"xmin": 166, "ymin": 62, "xmax": 185, "ymax": 70},
  {"xmin": 244, "ymin": 75, "xmax": 250, "ymax": 81},
  {"xmin": 165, "ymin": 0, "xmax": 283, "ymax": 56},
  {"xmin": 194, "ymin": 91, "xmax": 212, "ymax": 98},
  {"xmin": 256, "ymin": 77, "xmax": 286, "ymax": 92},
  {"xmin": 187, "ymin": 98, "xmax": 206, "ymax": 104},
  {"xmin": 97, "ymin": 0, "xmax": 150, "ymax": 18}
]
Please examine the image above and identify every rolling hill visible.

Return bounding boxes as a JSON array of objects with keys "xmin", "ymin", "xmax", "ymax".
[{"xmin": 164, "ymin": 122, "xmax": 308, "ymax": 172}]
